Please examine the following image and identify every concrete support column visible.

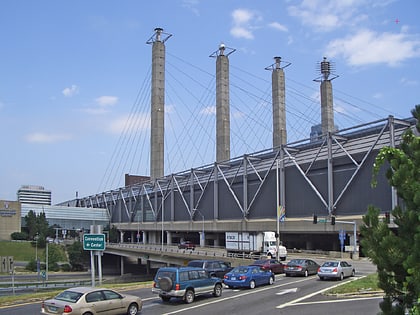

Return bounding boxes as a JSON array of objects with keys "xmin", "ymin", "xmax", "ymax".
[
  {"xmin": 120, "ymin": 256, "xmax": 124, "ymax": 276},
  {"xmin": 199, "ymin": 232, "xmax": 205, "ymax": 247},
  {"xmin": 119, "ymin": 231, "xmax": 124, "ymax": 243},
  {"xmin": 166, "ymin": 231, "xmax": 172, "ymax": 245},
  {"xmin": 142, "ymin": 231, "xmax": 147, "ymax": 244}
]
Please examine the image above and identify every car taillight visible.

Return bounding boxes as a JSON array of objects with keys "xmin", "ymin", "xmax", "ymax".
[
  {"xmin": 41, "ymin": 302, "xmax": 44, "ymax": 310},
  {"xmin": 239, "ymin": 275, "xmax": 247, "ymax": 280},
  {"xmin": 317, "ymin": 267, "xmax": 321, "ymax": 272},
  {"xmin": 153, "ymin": 282, "xmax": 156, "ymax": 288},
  {"xmin": 175, "ymin": 283, "xmax": 180, "ymax": 290},
  {"xmin": 224, "ymin": 275, "xmax": 228, "ymax": 279},
  {"xmin": 63, "ymin": 305, "xmax": 72, "ymax": 313},
  {"xmin": 332, "ymin": 268, "xmax": 338, "ymax": 272},
  {"xmin": 296, "ymin": 266, "xmax": 302, "ymax": 271}
]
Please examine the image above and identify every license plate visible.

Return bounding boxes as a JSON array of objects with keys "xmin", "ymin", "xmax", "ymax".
[
  {"xmin": 231, "ymin": 277, "xmax": 236, "ymax": 280},
  {"xmin": 48, "ymin": 306, "xmax": 58, "ymax": 312}
]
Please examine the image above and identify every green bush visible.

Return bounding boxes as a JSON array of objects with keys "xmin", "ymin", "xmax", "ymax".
[{"xmin": 11, "ymin": 232, "xmax": 28, "ymax": 240}]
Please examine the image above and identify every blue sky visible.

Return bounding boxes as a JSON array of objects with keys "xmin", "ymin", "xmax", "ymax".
[{"xmin": 1, "ymin": 0, "xmax": 419, "ymax": 204}]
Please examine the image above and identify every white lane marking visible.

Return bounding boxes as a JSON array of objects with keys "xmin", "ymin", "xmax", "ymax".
[
  {"xmin": 276, "ymin": 277, "xmax": 359, "ymax": 309},
  {"xmin": 162, "ymin": 277, "xmax": 313, "ymax": 315},
  {"xmin": 289, "ymin": 296, "xmax": 383, "ymax": 307},
  {"xmin": 276, "ymin": 288, "xmax": 298, "ymax": 295}
]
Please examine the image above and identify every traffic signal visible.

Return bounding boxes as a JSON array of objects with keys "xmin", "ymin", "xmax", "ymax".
[
  {"xmin": 313, "ymin": 214, "xmax": 318, "ymax": 224},
  {"xmin": 331, "ymin": 216, "xmax": 336, "ymax": 225}
]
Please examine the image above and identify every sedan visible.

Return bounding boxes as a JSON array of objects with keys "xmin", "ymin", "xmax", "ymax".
[
  {"xmin": 223, "ymin": 265, "xmax": 275, "ymax": 289},
  {"xmin": 317, "ymin": 260, "xmax": 355, "ymax": 280},
  {"xmin": 250, "ymin": 259, "xmax": 284, "ymax": 274},
  {"xmin": 284, "ymin": 258, "xmax": 320, "ymax": 277},
  {"xmin": 41, "ymin": 286, "xmax": 142, "ymax": 315},
  {"xmin": 178, "ymin": 241, "xmax": 195, "ymax": 250}
]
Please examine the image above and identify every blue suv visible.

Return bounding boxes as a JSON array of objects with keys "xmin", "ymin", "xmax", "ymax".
[{"xmin": 152, "ymin": 266, "xmax": 223, "ymax": 304}]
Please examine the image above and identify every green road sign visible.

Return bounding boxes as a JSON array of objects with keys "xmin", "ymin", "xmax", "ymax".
[{"xmin": 83, "ymin": 234, "xmax": 106, "ymax": 251}]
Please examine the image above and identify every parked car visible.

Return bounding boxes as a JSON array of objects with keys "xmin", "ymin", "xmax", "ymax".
[
  {"xmin": 317, "ymin": 260, "xmax": 355, "ymax": 280},
  {"xmin": 178, "ymin": 241, "xmax": 195, "ymax": 250},
  {"xmin": 187, "ymin": 260, "xmax": 233, "ymax": 278},
  {"xmin": 41, "ymin": 286, "xmax": 142, "ymax": 315},
  {"xmin": 223, "ymin": 265, "xmax": 275, "ymax": 289},
  {"xmin": 250, "ymin": 258, "xmax": 284, "ymax": 274},
  {"xmin": 152, "ymin": 266, "xmax": 223, "ymax": 304},
  {"xmin": 284, "ymin": 258, "xmax": 320, "ymax": 277}
]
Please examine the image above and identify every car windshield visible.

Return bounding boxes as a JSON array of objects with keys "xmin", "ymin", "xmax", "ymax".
[
  {"xmin": 55, "ymin": 290, "xmax": 84, "ymax": 303},
  {"xmin": 253, "ymin": 260, "xmax": 266, "ymax": 264},
  {"xmin": 231, "ymin": 267, "xmax": 249, "ymax": 273},
  {"xmin": 289, "ymin": 259, "xmax": 305, "ymax": 265},
  {"xmin": 322, "ymin": 262, "xmax": 338, "ymax": 267},
  {"xmin": 156, "ymin": 270, "xmax": 176, "ymax": 281},
  {"xmin": 188, "ymin": 261, "xmax": 203, "ymax": 268}
]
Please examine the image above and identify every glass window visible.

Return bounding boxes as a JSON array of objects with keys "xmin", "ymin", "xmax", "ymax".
[
  {"xmin": 102, "ymin": 290, "xmax": 121, "ymax": 300},
  {"xmin": 86, "ymin": 291, "xmax": 104, "ymax": 303},
  {"xmin": 180, "ymin": 271, "xmax": 189, "ymax": 281}
]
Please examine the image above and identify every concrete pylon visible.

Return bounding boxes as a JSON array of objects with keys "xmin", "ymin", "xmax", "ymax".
[
  {"xmin": 210, "ymin": 44, "xmax": 235, "ymax": 162},
  {"xmin": 315, "ymin": 57, "xmax": 338, "ymax": 135},
  {"xmin": 147, "ymin": 28, "xmax": 172, "ymax": 181},
  {"xmin": 266, "ymin": 57, "xmax": 290, "ymax": 148}
]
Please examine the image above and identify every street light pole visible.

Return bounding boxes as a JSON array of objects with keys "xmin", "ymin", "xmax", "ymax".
[{"xmin": 276, "ymin": 159, "xmax": 280, "ymax": 261}]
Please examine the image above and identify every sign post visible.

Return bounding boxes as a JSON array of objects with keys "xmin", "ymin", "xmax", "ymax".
[{"xmin": 83, "ymin": 227, "xmax": 105, "ymax": 287}]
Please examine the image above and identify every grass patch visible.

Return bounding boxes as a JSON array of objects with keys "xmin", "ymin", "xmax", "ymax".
[
  {"xmin": 0, "ymin": 281, "xmax": 153, "ymax": 307},
  {"xmin": 0, "ymin": 241, "xmax": 38, "ymax": 261},
  {"xmin": 326, "ymin": 273, "xmax": 381, "ymax": 295}
]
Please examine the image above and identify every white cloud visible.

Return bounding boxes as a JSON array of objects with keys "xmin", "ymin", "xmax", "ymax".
[
  {"xmin": 326, "ymin": 29, "xmax": 420, "ymax": 66},
  {"xmin": 288, "ymin": 0, "xmax": 372, "ymax": 32},
  {"xmin": 25, "ymin": 132, "xmax": 72, "ymax": 143},
  {"xmin": 373, "ymin": 92, "xmax": 383, "ymax": 99},
  {"xmin": 268, "ymin": 22, "xmax": 288, "ymax": 32},
  {"xmin": 62, "ymin": 85, "xmax": 79, "ymax": 97},
  {"xmin": 108, "ymin": 113, "xmax": 150, "ymax": 134},
  {"xmin": 95, "ymin": 95, "xmax": 118, "ymax": 107},
  {"xmin": 230, "ymin": 9, "xmax": 261, "ymax": 40},
  {"xmin": 400, "ymin": 77, "xmax": 419, "ymax": 86},
  {"xmin": 200, "ymin": 106, "xmax": 216, "ymax": 115},
  {"xmin": 182, "ymin": 0, "xmax": 200, "ymax": 16}
]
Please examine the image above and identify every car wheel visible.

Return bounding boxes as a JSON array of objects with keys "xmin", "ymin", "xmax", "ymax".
[
  {"xmin": 82, "ymin": 313, "xmax": 93, "ymax": 315},
  {"xmin": 268, "ymin": 276, "xmax": 274, "ymax": 285},
  {"xmin": 304, "ymin": 270, "xmax": 308, "ymax": 277},
  {"xmin": 339, "ymin": 273, "xmax": 344, "ymax": 281},
  {"xmin": 127, "ymin": 303, "xmax": 138, "ymax": 315},
  {"xmin": 160, "ymin": 296, "xmax": 171, "ymax": 302},
  {"xmin": 213, "ymin": 283, "xmax": 222, "ymax": 297},
  {"xmin": 285, "ymin": 273, "xmax": 290, "ymax": 277},
  {"xmin": 351, "ymin": 269, "xmax": 355, "ymax": 277},
  {"xmin": 158, "ymin": 277, "xmax": 173, "ymax": 292},
  {"xmin": 184, "ymin": 289, "xmax": 195, "ymax": 304},
  {"xmin": 249, "ymin": 280, "xmax": 256, "ymax": 289},
  {"xmin": 319, "ymin": 276, "xmax": 324, "ymax": 281}
]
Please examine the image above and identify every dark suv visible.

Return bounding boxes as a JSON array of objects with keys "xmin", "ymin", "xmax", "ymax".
[
  {"xmin": 152, "ymin": 267, "xmax": 223, "ymax": 303},
  {"xmin": 187, "ymin": 260, "xmax": 233, "ymax": 278}
]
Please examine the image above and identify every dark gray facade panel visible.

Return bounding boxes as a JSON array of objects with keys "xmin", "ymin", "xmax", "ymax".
[
  {"xmin": 217, "ymin": 180, "xmax": 243, "ymax": 219},
  {"xmin": 336, "ymin": 154, "xmax": 391, "ymax": 215},
  {"xmin": 247, "ymin": 174, "xmax": 277, "ymax": 219},
  {"xmin": 285, "ymin": 167, "xmax": 327, "ymax": 217}
]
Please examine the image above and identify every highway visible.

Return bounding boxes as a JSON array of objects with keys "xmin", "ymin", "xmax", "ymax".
[{"xmin": 0, "ymin": 259, "xmax": 381, "ymax": 315}]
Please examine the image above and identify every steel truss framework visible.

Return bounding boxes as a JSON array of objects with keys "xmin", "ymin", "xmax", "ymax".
[{"xmin": 61, "ymin": 116, "xmax": 414, "ymax": 231}]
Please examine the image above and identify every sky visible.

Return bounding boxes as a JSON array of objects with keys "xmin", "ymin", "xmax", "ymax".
[{"xmin": 1, "ymin": 0, "xmax": 419, "ymax": 204}]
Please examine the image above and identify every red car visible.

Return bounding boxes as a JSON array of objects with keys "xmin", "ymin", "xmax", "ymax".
[
  {"xmin": 250, "ymin": 259, "xmax": 284, "ymax": 274},
  {"xmin": 178, "ymin": 241, "xmax": 196, "ymax": 250}
]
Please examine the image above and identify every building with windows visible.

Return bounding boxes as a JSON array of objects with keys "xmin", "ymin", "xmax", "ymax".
[
  {"xmin": 0, "ymin": 200, "xmax": 21, "ymax": 240},
  {"xmin": 17, "ymin": 185, "xmax": 52, "ymax": 205}
]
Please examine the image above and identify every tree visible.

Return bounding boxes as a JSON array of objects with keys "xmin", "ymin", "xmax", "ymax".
[
  {"xmin": 362, "ymin": 105, "xmax": 420, "ymax": 314},
  {"xmin": 67, "ymin": 241, "xmax": 89, "ymax": 271}
]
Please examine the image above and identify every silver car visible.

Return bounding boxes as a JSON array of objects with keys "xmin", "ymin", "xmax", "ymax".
[
  {"xmin": 317, "ymin": 260, "xmax": 355, "ymax": 280},
  {"xmin": 41, "ymin": 286, "xmax": 142, "ymax": 315}
]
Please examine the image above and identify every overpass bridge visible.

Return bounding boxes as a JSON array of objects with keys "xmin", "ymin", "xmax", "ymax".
[{"xmin": 61, "ymin": 116, "xmax": 415, "ymax": 254}]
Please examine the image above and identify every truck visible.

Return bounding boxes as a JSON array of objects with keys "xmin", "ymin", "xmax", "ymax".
[{"xmin": 225, "ymin": 231, "xmax": 287, "ymax": 260}]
